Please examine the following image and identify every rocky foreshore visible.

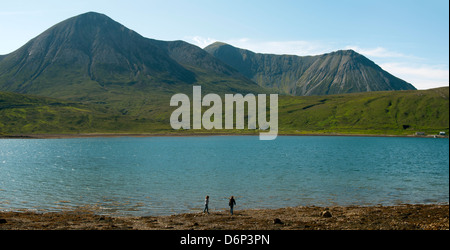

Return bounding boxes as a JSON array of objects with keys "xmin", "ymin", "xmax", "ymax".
[{"xmin": 0, "ymin": 204, "xmax": 448, "ymax": 230}]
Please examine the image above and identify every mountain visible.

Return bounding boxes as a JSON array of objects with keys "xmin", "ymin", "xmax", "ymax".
[
  {"xmin": 204, "ymin": 42, "xmax": 416, "ymax": 96},
  {"xmin": 0, "ymin": 12, "xmax": 264, "ymax": 106}
]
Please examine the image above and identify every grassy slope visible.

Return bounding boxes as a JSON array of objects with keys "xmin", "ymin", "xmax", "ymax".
[
  {"xmin": 0, "ymin": 91, "xmax": 170, "ymax": 135},
  {"xmin": 1, "ymin": 87, "xmax": 448, "ymax": 136},
  {"xmin": 279, "ymin": 87, "xmax": 449, "ymax": 135}
]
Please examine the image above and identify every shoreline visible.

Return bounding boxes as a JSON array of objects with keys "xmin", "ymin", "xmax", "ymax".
[
  {"xmin": 1, "ymin": 204, "xmax": 448, "ymax": 230},
  {"xmin": 1, "ymin": 132, "xmax": 447, "ymax": 139}
]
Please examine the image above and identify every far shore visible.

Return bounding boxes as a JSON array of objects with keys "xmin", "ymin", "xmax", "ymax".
[
  {"xmin": 1, "ymin": 132, "xmax": 448, "ymax": 139},
  {"xmin": 1, "ymin": 204, "xmax": 448, "ymax": 230}
]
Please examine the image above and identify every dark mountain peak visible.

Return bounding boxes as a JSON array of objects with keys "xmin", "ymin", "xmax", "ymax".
[
  {"xmin": 74, "ymin": 11, "xmax": 109, "ymax": 19},
  {"xmin": 59, "ymin": 11, "xmax": 110, "ymax": 25},
  {"xmin": 204, "ymin": 41, "xmax": 238, "ymax": 51},
  {"xmin": 336, "ymin": 49, "xmax": 357, "ymax": 54},
  {"xmin": 41, "ymin": 11, "xmax": 140, "ymax": 45},
  {"xmin": 206, "ymin": 41, "xmax": 230, "ymax": 48},
  {"xmin": 41, "ymin": 11, "xmax": 126, "ymax": 36},
  {"xmin": 205, "ymin": 42, "xmax": 252, "ymax": 57},
  {"xmin": 59, "ymin": 11, "xmax": 128, "ymax": 30},
  {"xmin": 20, "ymin": 11, "xmax": 142, "ymax": 63},
  {"xmin": 205, "ymin": 42, "xmax": 243, "ymax": 56},
  {"xmin": 323, "ymin": 49, "xmax": 361, "ymax": 59}
]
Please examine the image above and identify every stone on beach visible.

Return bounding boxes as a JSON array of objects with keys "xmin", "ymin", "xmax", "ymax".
[{"xmin": 320, "ymin": 210, "xmax": 332, "ymax": 218}]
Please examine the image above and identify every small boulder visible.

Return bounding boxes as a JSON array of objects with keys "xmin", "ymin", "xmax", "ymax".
[
  {"xmin": 0, "ymin": 219, "xmax": 7, "ymax": 224},
  {"xmin": 320, "ymin": 211, "xmax": 332, "ymax": 218},
  {"xmin": 273, "ymin": 218, "xmax": 283, "ymax": 224}
]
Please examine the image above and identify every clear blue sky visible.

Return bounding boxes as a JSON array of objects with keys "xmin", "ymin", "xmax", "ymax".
[{"xmin": 0, "ymin": 0, "xmax": 448, "ymax": 89}]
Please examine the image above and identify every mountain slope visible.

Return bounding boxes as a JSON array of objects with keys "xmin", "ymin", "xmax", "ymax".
[
  {"xmin": 204, "ymin": 42, "xmax": 416, "ymax": 96},
  {"xmin": 0, "ymin": 12, "xmax": 264, "ymax": 106}
]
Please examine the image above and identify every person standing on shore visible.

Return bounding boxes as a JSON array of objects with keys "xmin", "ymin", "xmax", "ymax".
[
  {"xmin": 203, "ymin": 195, "xmax": 210, "ymax": 214},
  {"xmin": 229, "ymin": 196, "xmax": 236, "ymax": 215}
]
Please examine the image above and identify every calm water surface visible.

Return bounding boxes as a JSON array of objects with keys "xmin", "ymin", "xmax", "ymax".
[{"xmin": 0, "ymin": 136, "xmax": 448, "ymax": 216}]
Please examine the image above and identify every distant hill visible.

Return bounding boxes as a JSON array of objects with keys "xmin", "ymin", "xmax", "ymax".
[
  {"xmin": 204, "ymin": 42, "xmax": 416, "ymax": 96},
  {"xmin": 0, "ymin": 12, "xmax": 264, "ymax": 108}
]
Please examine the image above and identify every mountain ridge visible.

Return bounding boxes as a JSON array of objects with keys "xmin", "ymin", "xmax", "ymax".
[
  {"xmin": 204, "ymin": 42, "xmax": 416, "ymax": 96},
  {"xmin": 0, "ymin": 12, "xmax": 418, "ymax": 100}
]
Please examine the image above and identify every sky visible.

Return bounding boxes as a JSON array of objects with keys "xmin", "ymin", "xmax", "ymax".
[{"xmin": 0, "ymin": 0, "xmax": 448, "ymax": 90}]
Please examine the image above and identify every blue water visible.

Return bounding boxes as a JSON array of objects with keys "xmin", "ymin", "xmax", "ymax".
[{"xmin": 0, "ymin": 136, "xmax": 448, "ymax": 216}]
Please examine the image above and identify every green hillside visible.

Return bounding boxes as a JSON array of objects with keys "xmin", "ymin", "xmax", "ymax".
[
  {"xmin": 1, "ymin": 87, "xmax": 448, "ymax": 136},
  {"xmin": 0, "ymin": 91, "xmax": 170, "ymax": 135},
  {"xmin": 278, "ymin": 87, "xmax": 449, "ymax": 135}
]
